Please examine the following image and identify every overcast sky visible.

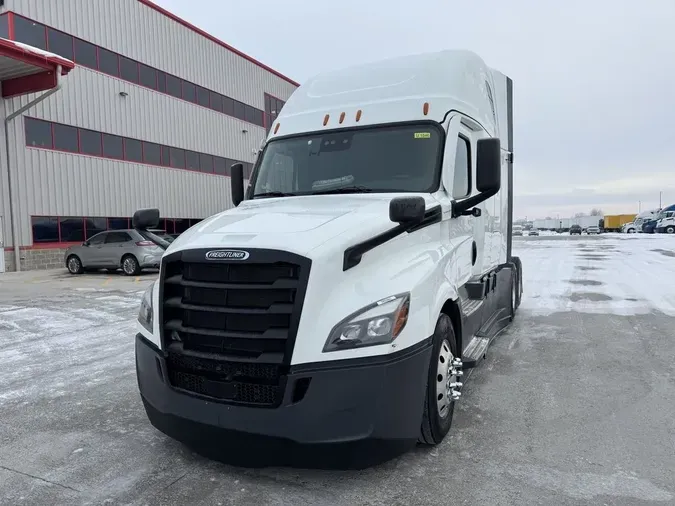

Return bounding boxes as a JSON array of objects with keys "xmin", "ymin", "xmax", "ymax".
[{"xmin": 157, "ymin": 0, "xmax": 675, "ymax": 219}]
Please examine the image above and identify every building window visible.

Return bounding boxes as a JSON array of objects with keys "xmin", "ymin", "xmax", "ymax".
[
  {"xmin": 31, "ymin": 215, "xmax": 200, "ymax": 244},
  {"xmin": 53, "ymin": 124, "xmax": 79, "ymax": 152},
  {"xmin": 139, "ymin": 64, "xmax": 157, "ymax": 89},
  {"xmin": 73, "ymin": 39, "xmax": 97, "ymax": 69},
  {"xmin": 210, "ymin": 92, "xmax": 224, "ymax": 113},
  {"xmin": 47, "ymin": 28, "xmax": 74, "ymax": 60},
  {"xmin": 182, "ymin": 82, "xmax": 197, "ymax": 103},
  {"xmin": 85, "ymin": 217, "xmax": 107, "ymax": 239},
  {"xmin": 157, "ymin": 72, "xmax": 167, "ymax": 93},
  {"xmin": 0, "ymin": 14, "xmax": 9, "ymax": 40},
  {"xmin": 119, "ymin": 56, "xmax": 139, "ymax": 83},
  {"xmin": 166, "ymin": 75, "xmax": 182, "ymax": 99},
  {"xmin": 452, "ymin": 136, "xmax": 471, "ymax": 199},
  {"xmin": 108, "ymin": 218, "xmax": 129, "ymax": 230},
  {"xmin": 197, "ymin": 86, "xmax": 210, "ymax": 108},
  {"xmin": 14, "ymin": 16, "xmax": 47, "ymax": 50},
  {"xmin": 185, "ymin": 150, "xmax": 200, "ymax": 171},
  {"xmin": 124, "ymin": 138, "xmax": 143, "ymax": 163},
  {"xmin": 160, "ymin": 146, "xmax": 171, "ymax": 167},
  {"xmin": 25, "ymin": 118, "xmax": 53, "ymax": 148},
  {"xmin": 25, "ymin": 118, "xmax": 249, "ymax": 178},
  {"xmin": 233, "ymin": 101, "xmax": 246, "ymax": 121},
  {"xmin": 59, "ymin": 217, "xmax": 85, "ymax": 242},
  {"xmin": 102, "ymin": 134, "xmax": 124, "ymax": 159},
  {"xmin": 143, "ymin": 142, "xmax": 161, "ymax": 165},
  {"xmin": 32, "ymin": 216, "xmax": 59, "ymax": 243},
  {"xmin": 199, "ymin": 153, "xmax": 213, "ymax": 173},
  {"xmin": 80, "ymin": 129, "xmax": 102, "ymax": 156},
  {"xmin": 223, "ymin": 97, "xmax": 234, "ymax": 116},
  {"xmin": 214, "ymin": 156, "xmax": 228, "ymax": 176},
  {"xmin": 99, "ymin": 48, "xmax": 119, "ymax": 77},
  {"xmin": 170, "ymin": 147, "xmax": 186, "ymax": 169}
]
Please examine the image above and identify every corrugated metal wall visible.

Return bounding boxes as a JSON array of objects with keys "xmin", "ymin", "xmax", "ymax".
[{"xmin": 0, "ymin": 0, "xmax": 298, "ymax": 247}]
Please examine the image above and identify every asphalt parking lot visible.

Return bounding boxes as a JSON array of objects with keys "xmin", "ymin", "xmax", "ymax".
[{"xmin": 1, "ymin": 234, "xmax": 675, "ymax": 505}]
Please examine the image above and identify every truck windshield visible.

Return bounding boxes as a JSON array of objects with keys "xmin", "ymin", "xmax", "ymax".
[{"xmin": 250, "ymin": 123, "xmax": 443, "ymax": 197}]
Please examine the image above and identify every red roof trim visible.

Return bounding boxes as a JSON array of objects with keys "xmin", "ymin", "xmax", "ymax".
[
  {"xmin": 137, "ymin": 0, "xmax": 299, "ymax": 87},
  {"xmin": 0, "ymin": 37, "xmax": 75, "ymax": 75}
]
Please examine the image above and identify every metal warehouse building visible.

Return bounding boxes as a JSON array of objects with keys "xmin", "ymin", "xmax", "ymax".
[{"xmin": 0, "ymin": 0, "xmax": 297, "ymax": 272}]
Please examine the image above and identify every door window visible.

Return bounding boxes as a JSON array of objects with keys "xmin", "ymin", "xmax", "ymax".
[
  {"xmin": 452, "ymin": 136, "xmax": 471, "ymax": 199},
  {"xmin": 88, "ymin": 233, "xmax": 107, "ymax": 245}
]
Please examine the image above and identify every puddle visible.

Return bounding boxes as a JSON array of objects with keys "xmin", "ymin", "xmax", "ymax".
[
  {"xmin": 624, "ymin": 297, "xmax": 639, "ymax": 302},
  {"xmin": 567, "ymin": 292, "xmax": 613, "ymax": 302},
  {"xmin": 577, "ymin": 255, "xmax": 608, "ymax": 260},
  {"xmin": 567, "ymin": 279, "xmax": 603, "ymax": 286},
  {"xmin": 652, "ymin": 249, "xmax": 675, "ymax": 258}
]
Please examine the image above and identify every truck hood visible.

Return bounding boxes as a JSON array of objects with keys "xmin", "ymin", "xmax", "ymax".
[{"xmin": 168, "ymin": 193, "xmax": 440, "ymax": 256}]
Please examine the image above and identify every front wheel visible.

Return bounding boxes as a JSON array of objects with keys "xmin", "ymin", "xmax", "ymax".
[
  {"xmin": 66, "ymin": 255, "xmax": 84, "ymax": 275},
  {"xmin": 419, "ymin": 314, "xmax": 459, "ymax": 446},
  {"xmin": 666, "ymin": 226, "xmax": 675, "ymax": 234}
]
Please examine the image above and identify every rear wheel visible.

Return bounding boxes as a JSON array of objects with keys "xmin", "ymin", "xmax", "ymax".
[
  {"xmin": 66, "ymin": 255, "xmax": 84, "ymax": 275},
  {"xmin": 121, "ymin": 255, "xmax": 140, "ymax": 276},
  {"xmin": 666, "ymin": 226, "xmax": 675, "ymax": 234},
  {"xmin": 419, "ymin": 314, "xmax": 459, "ymax": 446}
]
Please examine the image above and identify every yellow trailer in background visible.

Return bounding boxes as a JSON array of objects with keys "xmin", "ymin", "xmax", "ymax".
[{"xmin": 603, "ymin": 214, "xmax": 636, "ymax": 232}]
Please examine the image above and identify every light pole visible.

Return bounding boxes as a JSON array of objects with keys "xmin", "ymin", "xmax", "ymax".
[{"xmin": 659, "ymin": 191, "xmax": 662, "ymax": 208}]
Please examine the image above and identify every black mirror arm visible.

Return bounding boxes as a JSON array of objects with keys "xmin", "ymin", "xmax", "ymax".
[{"xmin": 451, "ymin": 188, "xmax": 499, "ymax": 218}]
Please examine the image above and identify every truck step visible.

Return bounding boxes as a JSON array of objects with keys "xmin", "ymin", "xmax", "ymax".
[{"xmin": 461, "ymin": 336, "xmax": 490, "ymax": 369}]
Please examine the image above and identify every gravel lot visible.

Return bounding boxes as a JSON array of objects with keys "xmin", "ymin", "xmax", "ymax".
[{"xmin": 1, "ymin": 234, "xmax": 675, "ymax": 505}]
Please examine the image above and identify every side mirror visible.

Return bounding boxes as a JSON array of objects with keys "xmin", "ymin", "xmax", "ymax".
[
  {"xmin": 476, "ymin": 137, "xmax": 501, "ymax": 192},
  {"xmin": 132, "ymin": 208, "xmax": 160, "ymax": 230},
  {"xmin": 389, "ymin": 196, "xmax": 425, "ymax": 225},
  {"xmin": 231, "ymin": 163, "xmax": 245, "ymax": 207},
  {"xmin": 451, "ymin": 137, "xmax": 502, "ymax": 218}
]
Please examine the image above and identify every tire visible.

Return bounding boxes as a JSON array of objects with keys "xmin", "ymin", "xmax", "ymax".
[
  {"xmin": 666, "ymin": 226, "xmax": 675, "ymax": 234},
  {"xmin": 628, "ymin": 228, "xmax": 636, "ymax": 234},
  {"xmin": 121, "ymin": 255, "xmax": 140, "ymax": 276},
  {"xmin": 419, "ymin": 314, "xmax": 459, "ymax": 446},
  {"xmin": 66, "ymin": 255, "xmax": 84, "ymax": 275}
]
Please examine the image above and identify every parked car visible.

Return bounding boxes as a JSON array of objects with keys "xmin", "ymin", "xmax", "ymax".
[
  {"xmin": 64, "ymin": 229, "xmax": 164, "ymax": 275},
  {"xmin": 513, "ymin": 225, "xmax": 523, "ymax": 236},
  {"xmin": 586, "ymin": 226, "xmax": 600, "ymax": 235},
  {"xmin": 570, "ymin": 224, "xmax": 582, "ymax": 235},
  {"xmin": 528, "ymin": 228, "xmax": 539, "ymax": 236}
]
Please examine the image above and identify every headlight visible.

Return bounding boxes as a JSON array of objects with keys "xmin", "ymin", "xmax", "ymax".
[
  {"xmin": 138, "ymin": 281, "xmax": 155, "ymax": 333},
  {"xmin": 323, "ymin": 293, "xmax": 410, "ymax": 352}
]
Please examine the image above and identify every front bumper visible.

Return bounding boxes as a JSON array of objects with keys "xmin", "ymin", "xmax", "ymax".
[{"xmin": 136, "ymin": 334, "xmax": 432, "ymax": 449}]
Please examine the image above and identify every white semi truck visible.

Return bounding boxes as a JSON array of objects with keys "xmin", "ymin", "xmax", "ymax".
[{"xmin": 133, "ymin": 50, "xmax": 522, "ymax": 458}]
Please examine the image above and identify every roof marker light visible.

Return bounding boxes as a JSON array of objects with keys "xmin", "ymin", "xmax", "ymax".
[
  {"xmin": 323, "ymin": 114, "xmax": 330, "ymax": 126},
  {"xmin": 274, "ymin": 123, "xmax": 280, "ymax": 134},
  {"xmin": 423, "ymin": 102, "xmax": 430, "ymax": 116},
  {"xmin": 339, "ymin": 112, "xmax": 346, "ymax": 124},
  {"xmin": 356, "ymin": 110, "xmax": 362, "ymax": 122}
]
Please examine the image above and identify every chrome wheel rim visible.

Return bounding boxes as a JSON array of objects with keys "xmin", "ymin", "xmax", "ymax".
[
  {"xmin": 123, "ymin": 258, "xmax": 135, "ymax": 274},
  {"xmin": 436, "ymin": 339, "xmax": 457, "ymax": 418},
  {"xmin": 68, "ymin": 258, "xmax": 80, "ymax": 273}
]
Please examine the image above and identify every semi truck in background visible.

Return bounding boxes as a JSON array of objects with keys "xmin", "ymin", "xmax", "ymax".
[
  {"xmin": 132, "ymin": 50, "xmax": 522, "ymax": 462},
  {"xmin": 603, "ymin": 214, "xmax": 636, "ymax": 232},
  {"xmin": 621, "ymin": 209, "xmax": 660, "ymax": 234},
  {"xmin": 643, "ymin": 204, "xmax": 675, "ymax": 233},
  {"xmin": 655, "ymin": 207, "xmax": 675, "ymax": 234}
]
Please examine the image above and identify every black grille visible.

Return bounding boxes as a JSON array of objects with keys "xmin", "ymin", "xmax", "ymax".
[{"xmin": 160, "ymin": 249, "xmax": 310, "ymax": 407}]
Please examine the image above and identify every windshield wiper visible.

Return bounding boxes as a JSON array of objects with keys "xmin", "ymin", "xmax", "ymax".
[
  {"xmin": 311, "ymin": 186, "xmax": 373, "ymax": 195},
  {"xmin": 252, "ymin": 191, "xmax": 297, "ymax": 198}
]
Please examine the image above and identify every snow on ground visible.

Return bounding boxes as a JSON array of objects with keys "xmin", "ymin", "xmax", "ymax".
[
  {"xmin": 0, "ymin": 288, "xmax": 145, "ymax": 403},
  {"xmin": 514, "ymin": 233, "xmax": 675, "ymax": 316}
]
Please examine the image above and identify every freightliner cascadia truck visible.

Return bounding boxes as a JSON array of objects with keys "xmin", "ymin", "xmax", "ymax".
[{"xmin": 133, "ymin": 50, "xmax": 523, "ymax": 459}]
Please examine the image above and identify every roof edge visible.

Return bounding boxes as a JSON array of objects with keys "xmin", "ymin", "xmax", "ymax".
[
  {"xmin": 0, "ymin": 37, "xmax": 75, "ymax": 74},
  {"xmin": 137, "ymin": 0, "xmax": 299, "ymax": 87}
]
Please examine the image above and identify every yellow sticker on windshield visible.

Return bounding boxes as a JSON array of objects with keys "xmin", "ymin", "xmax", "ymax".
[{"xmin": 414, "ymin": 132, "xmax": 431, "ymax": 139}]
